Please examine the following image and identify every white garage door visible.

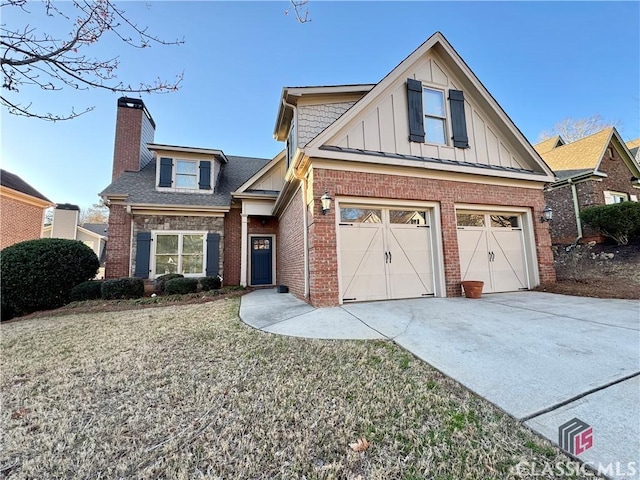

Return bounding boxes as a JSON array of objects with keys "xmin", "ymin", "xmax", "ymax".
[
  {"xmin": 339, "ymin": 206, "xmax": 435, "ymax": 303},
  {"xmin": 456, "ymin": 211, "xmax": 529, "ymax": 293}
]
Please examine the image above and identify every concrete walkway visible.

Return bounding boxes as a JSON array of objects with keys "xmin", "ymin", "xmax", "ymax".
[{"xmin": 240, "ymin": 289, "xmax": 640, "ymax": 479}]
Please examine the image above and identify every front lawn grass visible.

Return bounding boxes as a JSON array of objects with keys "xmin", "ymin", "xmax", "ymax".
[{"xmin": 1, "ymin": 299, "xmax": 600, "ymax": 479}]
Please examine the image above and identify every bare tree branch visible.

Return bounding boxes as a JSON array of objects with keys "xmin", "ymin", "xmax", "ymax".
[
  {"xmin": 1, "ymin": 0, "xmax": 184, "ymax": 121},
  {"xmin": 538, "ymin": 115, "xmax": 621, "ymax": 143},
  {"xmin": 285, "ymin": 0, "xmax": 311, "ymax": 23}
]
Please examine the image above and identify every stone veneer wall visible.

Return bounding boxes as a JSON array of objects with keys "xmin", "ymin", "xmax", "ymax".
[{"xmin": 131, "ymin": 215, "xmax": 224, "ymax": 278}]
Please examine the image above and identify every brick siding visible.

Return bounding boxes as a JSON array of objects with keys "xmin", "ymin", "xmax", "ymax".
[
  {"xmin": 277, "ymin": 187, "xmax": 306, "ymax": 299},
  {"xmin": 305, "ymin": 167, "xmax": 555, "ymax": 307},
  {"xmin": 0, "ymin": 197, "xmax": 44, "ymax": 250},
  {"xmin": 105, "ymin": 204, "xmax": 132, "ymax": 278},
  {"xmin": 223, "ymin": 207, "xmax": 241, "ymax": 285}
]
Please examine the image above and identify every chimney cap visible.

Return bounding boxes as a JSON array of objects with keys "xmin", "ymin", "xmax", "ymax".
[
  {"xmin": 117, "ymin": 97, "xmax": 156, "ymax": 129},
  {"xmin": 55, "ymin": 203, "xmax": 80, "ymax": 211}
]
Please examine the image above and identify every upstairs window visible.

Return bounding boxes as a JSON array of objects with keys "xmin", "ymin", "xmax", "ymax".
[
  {"xmin": 176, "ymin": 160, "xmax": 198, "ymax": 188},
  {"xmin": 423, "ymin": 88, "xmax": 446, "ymax": 145},
  {"xmin": 158, "ymin": 157, "xmax": 212, "ymax": 191}
]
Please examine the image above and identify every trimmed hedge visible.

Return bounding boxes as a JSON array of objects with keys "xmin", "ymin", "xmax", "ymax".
[
  {"xmin": 581, "ymin": 202, "xmax": 640, "ymax": 245},
  {"xmin": 199, "ymin": 275, "xmax": 222, "ymax": 291},
  {"xmin": 71, "ymin": 280, "xmax": 104, "ymax": 302},
  {"xmin": 101, "ymin": 277, "xmax": 144, "ymax": 300},
  {"xmin": 0, "ymin": 238, "xmax": 99, "ymax": 319},
  {"xmin": 155, "ymin": 273, "xmax": 184, "ymax": 293},
  {"xmin": 165, "ymin": 277, "xmax": 198, "ymax": 295}
]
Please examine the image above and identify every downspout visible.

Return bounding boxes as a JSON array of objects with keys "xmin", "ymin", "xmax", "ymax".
[
  {"xmin": 299, "ymin": 178, "xmax": 310, "ymax": 298},
  {"xmin": 569, "ymin": 178, "xmax": 582, "ymax": 248},
  {"xmin": 283, "ymin": 97, "xmax": 309, "ymax": 298}
]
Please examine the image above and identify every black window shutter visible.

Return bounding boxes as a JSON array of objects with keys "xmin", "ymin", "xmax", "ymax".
[
  {"xmin": 158, "ymin": 157, "xmax": 173, "ymax": 187},
  {"xmin": 205, "ymin": 233, "xmax": 220, "ymax": 276},
  {"xmin": 199, "ymin": 161, "xmax": 212, "ymax": 190},
  {"xmin": 407, "ymin": 78, "xmax": 425, "ymax": 143},
  {"xmin": 134, "ymin": 231, "xmax": 151, "ymax": 278},
  {"xmin": 449, "ymin": 90, "xmax": 469, "ymax": 148}
]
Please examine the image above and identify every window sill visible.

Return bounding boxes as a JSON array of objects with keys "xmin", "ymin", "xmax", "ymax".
[{"xmin": 156, "ymin": 187, "xmax": 214, "ymax": 194}]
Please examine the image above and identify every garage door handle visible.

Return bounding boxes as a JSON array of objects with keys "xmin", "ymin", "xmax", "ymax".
[
  {"xmin": 388, "ymin": 251, "xmax": 392, "ymax": 263},
  {"xmin": 384, "ymin": 252, "xmax": 389, "ymax": 263}
]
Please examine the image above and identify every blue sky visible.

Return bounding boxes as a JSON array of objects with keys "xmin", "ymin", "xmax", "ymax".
[{"xmin": 2, "ymin": 1, "xmax": 639, "ymax": 208}]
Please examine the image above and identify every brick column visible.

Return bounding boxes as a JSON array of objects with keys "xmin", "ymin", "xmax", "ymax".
[{"xmin": 105, "ymin": 204, "xmax": 132, "ymax": 278}]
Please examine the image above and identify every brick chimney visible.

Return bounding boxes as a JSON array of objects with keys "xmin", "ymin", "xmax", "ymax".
[
  {"xmin": 105, "ymin": 98, "xmax": 156, "ymax": 280},
  {"xmin": 112, "ymin": 97, "xmax": 156, "ymax": 181}
]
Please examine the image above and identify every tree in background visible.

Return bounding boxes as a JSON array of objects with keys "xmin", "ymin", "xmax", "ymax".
[
  {"xmin": 538, "ymin": 115, "xmax": 620, "ymax": 143},
  {"xmin": 44, "ymin": 202, "xmax": 108, "ymax": 226},
  {"xmin": 79, "ymin": 202, "xmax": 108, "ymax": 224},
  {"xmin": 1, "ymin": 0, "xmax": 183, "ymax": 121}
]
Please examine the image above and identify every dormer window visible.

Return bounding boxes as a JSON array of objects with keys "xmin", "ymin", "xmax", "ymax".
[
  {"xmin": 176, "ymin": 160, "xmax": 198, "ymax": 188},
  {"xmin": 157, "ymin": 157, "xmax": 212, "ymax": 192}
]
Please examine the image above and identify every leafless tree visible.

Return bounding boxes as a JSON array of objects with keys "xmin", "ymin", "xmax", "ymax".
[
  {"xmin": 1, "ymin": 0, "xmax": 184, "ymax": 121},
  {"xmin": 538, "ymin": 115, "xmax": 620, "ymax": 143},
  {"xmin": 79, "ymin": 202, "xmax": 108, "ymax": 224},
  {"xmin": 285, "ymin": 0, "xmax": 310, "ymax": 23}
]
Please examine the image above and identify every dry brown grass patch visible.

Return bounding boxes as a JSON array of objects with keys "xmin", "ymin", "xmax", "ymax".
[{"xmin": 1, "ymin": 299, "xmax": 601, "ymax": 479}]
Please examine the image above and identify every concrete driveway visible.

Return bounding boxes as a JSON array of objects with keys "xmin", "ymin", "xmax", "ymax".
[{"xmin": 240, "ymin": 290, "xmax": 640, "ymax": 479}]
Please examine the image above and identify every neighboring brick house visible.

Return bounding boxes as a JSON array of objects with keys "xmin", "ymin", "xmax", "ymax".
[
  {"xmin": 535, "ymin": 128, "xmax": 640, "ymax": 245},
  {"xmin": 0, "ymin": 169, "xmax": 53, "ymax": 250},
  {"xmin": 101, "ymin": 32, "xmax": 557, "ymax": 307}
]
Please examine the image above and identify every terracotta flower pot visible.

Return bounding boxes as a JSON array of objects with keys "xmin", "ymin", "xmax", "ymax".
[{"xmin": 461, "ymin": 280, "xmax": 484, "ymax": 299}]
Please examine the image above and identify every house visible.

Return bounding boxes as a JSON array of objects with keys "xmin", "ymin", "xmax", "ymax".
[
  {"xmin": 101, "ymin": 32, "xmax": 557, "ymax": 307},
  {"xmin": 42, "ymin": 203, "xmax": 108, "ymax": 277},
  {"xmin": 627, "ymin": 138, "xmax": 640, "ymax": 163},
  {"xmin": 536, "ymin": 128, "xmax": 640, "ymax": 245},
  {"xmin": 0, "ymin": 169, "xmax": 53, "ymax": 250}
]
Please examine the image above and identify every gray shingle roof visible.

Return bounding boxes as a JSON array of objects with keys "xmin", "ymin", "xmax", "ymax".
[
  {"xmin": 1, "ymin": 169, "xmax": 51, "ymax": 202},
  {"xmin": 81, "ymin": 223, "xmax": 108, "ymax": 236},
  {"xmin": 100, "ymin": 155, "xmax": 270, "ymax": 207}
]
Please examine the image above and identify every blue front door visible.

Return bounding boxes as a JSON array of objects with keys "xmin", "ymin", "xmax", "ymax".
[{"xmin": 251, "ymin": 236, "xmax": 273, "ymax": 285}]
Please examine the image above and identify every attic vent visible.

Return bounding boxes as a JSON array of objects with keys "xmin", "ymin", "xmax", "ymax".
[{"xmin": 608, "ymin": 147, "xmax": 615, "ymax": 159}]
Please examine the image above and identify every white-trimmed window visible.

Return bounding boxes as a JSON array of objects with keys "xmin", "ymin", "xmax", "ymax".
[
  {"xmin": 153, "ymin": 232, "xmax": 205, "ymax": 276},
  {"xmin": 604, "ymin": 191, "xmax": 628, "ymax": 204},
  {"xmin": 175, "ymin": 160, "xmax": 198, "ymax": 189},
  {"xmin": 423, "ymin": 87, "xmax": 447, "ymax": 145},
  {"xmin": 157, "ymin": 157, "xmax": 212, "ymax": 192}
]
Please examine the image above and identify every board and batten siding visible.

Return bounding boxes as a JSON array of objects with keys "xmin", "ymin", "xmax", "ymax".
[
  {"xmin": 248, "ymin": 161, "xmax": 286, "ymax": 192},
  {"xmin": 298, "ymin": 102, "xmax": 357, "ymax": 147},
  {"xmin": 326, "ymin": 53, "xmax": 527, "ymax": 171}
]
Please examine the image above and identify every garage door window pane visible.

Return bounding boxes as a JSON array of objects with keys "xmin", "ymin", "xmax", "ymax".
[
  {"xmin": 490, "ymin": 215, "xmax": 519, "ymax": 228},
  {"xmin": 389, "ymin": 210, "xmax": 427, "ymax": 225},
  {"xmin": 457, "ymin": 214, "xmax": 485, "ymax": 227},
  {"xmin": 340, "ymin": 208, "xmax": 382, "ymax": 223}
]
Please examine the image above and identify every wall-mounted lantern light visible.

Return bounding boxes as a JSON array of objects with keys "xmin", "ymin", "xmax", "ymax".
[
  {"xmin": 541, "ymin": 205, "xmax": 553, "ymax": 223},
  {"xmin": 320, "ymin": 191, "xmax": 332, "ymax": 215}
]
